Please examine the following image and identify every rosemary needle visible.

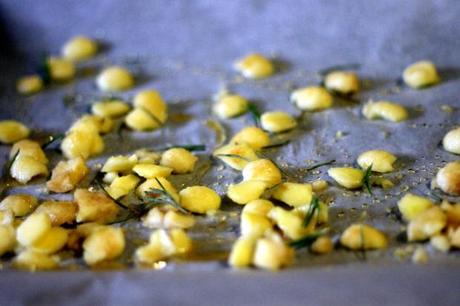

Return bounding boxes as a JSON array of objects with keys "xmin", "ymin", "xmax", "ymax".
[
  {"xmin": 362, "ymin": 165, "xmax": 373, "ymax": 195},
  {"xmin": 303, "ymin": 196, "xmax": 320, "ymax": 227},
  {"xmin": 0, "ymin": 150, "xmax": 21, "ymax": 197},
  {"xmin": 3, "ymin": 150, "xmax": 20, "ymax": 177},
  {"xmin": 261, "ymin": 140, "xmax": 290, "ymax": 149},
  {"xmin": 305, "ymin": 159, "xmax": 336, "ymax": 171},
  {"xmin": 93, "ymin": 173, "xmax": 130, "ymax": 210},
  {"xmin": 159, "ymin": 144, "xmax": 206, "ymax": 152},
  {"xmin": 36, "ymin": 56, "xmax": 51, "ymax": 85},
  {"xmin": 247, "ymin": 103, "xmax": 261, "ymax": 126},
  {"xmin": 289, "ymin": 228, "xmax": 329, "ymax": 249},
  {"xmin": 143, "ymin": 178, "xmax": 188, "ymax": 214}
]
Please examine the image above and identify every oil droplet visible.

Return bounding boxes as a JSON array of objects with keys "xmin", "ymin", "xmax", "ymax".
[{"xmin": 440, "ymin": 104, "xmax": 454, "ymax": 113}]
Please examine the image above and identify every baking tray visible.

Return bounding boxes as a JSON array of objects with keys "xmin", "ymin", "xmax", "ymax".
[{"xmin": 0, "ymin": 1, "xmax": 459, "ymax": 305}]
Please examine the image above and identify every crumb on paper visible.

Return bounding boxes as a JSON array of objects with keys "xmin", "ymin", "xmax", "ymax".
[
  {"xmin": 412, "ymin": 247, "xmax": 429, "ymax": 264},
  {"xmin": 440, "ymin": 104, "xmax": 454, "ymax": 113}
]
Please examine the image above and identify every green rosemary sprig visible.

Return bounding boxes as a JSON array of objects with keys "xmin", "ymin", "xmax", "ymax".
[
  {"xmin": 427, "ymin": 190, "xmax": 443, "ymax": 202},
  {"xmin": 0, "ymin": 150, "xmax": 21, "ymax": 197},
  {"xmin": 261, "ymin": 140, "xmax": 290, "ymax": 149},
  {"xmin": 247, "ymin": 103, "xmax": 261, "ymax": 126},
  {"xmin": 362, "ymin": 165, "xmax": 373, "ymax": 195},
  {"xmin": 159, "ymin": 144, "xmax": 206, "ymax": 152},
  {"xmin": 3, "ymin": 150, "xmax": 20, "ymax": 178},
  {"xmin": 305, "ymin": 159, "xmax": 336, "ymax": 171},
  {"xmin": 143, "ymin": 178, "xmax": 188, "ymax": 213},
  {"xmin": 413, "ymin": 184, "xmax": 443, "ymax": 202},
  {"xmin": 93, "ymin": 172, "xmax": 131, "ymax": 210},
  {"xmin": 36, "ymin": 56, "xmax": 51, "ymax": 85},
  {"xmin": 41, "ymin": 134, "xmax": 65, "ymax": 150},
  {"xmin": 289, "ymin": 228, "xmax": 329, "ymax": 250},
  {"xmin": 270, "ymin": 159, "xmax": 289, "ymax": 178},
  {"xmin": 303, "ymin": 196, "xmax": 320, "ymax": 227},
  {"xmin": 91, "ymin": 173, "xmax": 191, "ymax": 225}
]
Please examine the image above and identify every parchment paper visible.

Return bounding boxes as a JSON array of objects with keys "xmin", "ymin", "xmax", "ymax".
[{"xmin": 0, "ymin": 1, "xmax": 459, "ymax": 305}]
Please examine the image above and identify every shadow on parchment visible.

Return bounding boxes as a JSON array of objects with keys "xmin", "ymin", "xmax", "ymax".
[
  {"xmin": 439, "ymin": 67, "xmax": 460, "ymax": 84},
  {"xmin": 272, "ymin": 58, "xmax": 291, "ymax": 75}
]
